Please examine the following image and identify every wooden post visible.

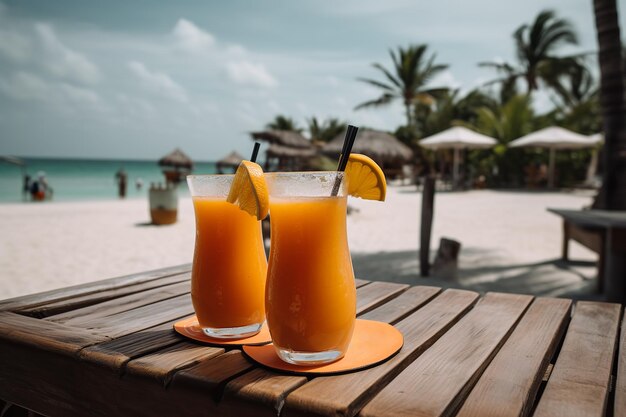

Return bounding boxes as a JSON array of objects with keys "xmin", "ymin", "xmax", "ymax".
[
  {"xmin": 420, "ymin": 176, "xmax": 435, "ymax": 276},
  {"xmin": 603, "ymin": 228, "xmax": 626, "ymax": 303},
  {"xmin": 432, "ymin": 238, "xmax": 462, "ymax": 280}
]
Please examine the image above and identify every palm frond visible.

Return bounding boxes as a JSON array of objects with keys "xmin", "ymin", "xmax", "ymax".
[
  {"xmin": 354, "ymin": 94, "xmax": 395, "ymax": 110},
  {"xmin": 370, "ymin": 64, "xmax": 402, "ymax": 89},
  {"xmin": 356, "ymin": 77, "xmax": 395, "ymax": 92}
]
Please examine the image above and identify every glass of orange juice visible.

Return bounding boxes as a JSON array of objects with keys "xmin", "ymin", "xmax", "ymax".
[
  {"xmin": 265, "ymin": 172, "xmax": 356, "ymax": 365},
  {"xmin": 187, "ymin": 175, "xmax": 267, "ymax": 338}
]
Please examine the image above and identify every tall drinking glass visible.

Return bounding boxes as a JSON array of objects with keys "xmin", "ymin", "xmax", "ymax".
[
  {"xmin": 265, "ymin": 172, "xmax": 356, "ymax": 365},
  {"xmin": 187, "ymin": 175, "xmax": 267, "ymax": 338}
]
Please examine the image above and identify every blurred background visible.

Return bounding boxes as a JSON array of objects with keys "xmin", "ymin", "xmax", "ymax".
[{"xmin": 0, "ymin": 0, "xmax": 624, "ymax": 300}]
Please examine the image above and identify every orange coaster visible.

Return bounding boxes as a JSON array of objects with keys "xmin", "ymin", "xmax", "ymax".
[
  {"xmin": 174, "ymin": 315, "xmax": 272, "ymax": 346},
  {"xmin": 243, "ymin": 320, "xmax": 403, "ymax": 375}
]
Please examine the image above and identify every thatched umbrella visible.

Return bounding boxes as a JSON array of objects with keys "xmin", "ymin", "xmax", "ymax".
[
  {"xmin": 158, "ymin": 148, "xmax": 193, "ymax": 184},
  {"xmin": 251, "ymin": 130, "xmax": 312, "ymax": 148},
  {"xmin": 216, "ymin": 151, "xmax": 244, "ymax": 174},
  {"xmin": 251, "ymin": 130, "xmax": 315, "ymax": 171},
  {"xmin": 266, "ymin": 144, "xmax": 317, "ymax": 158},
  {"xmin": 323, "ymin": 129, "xmax": 413, "ymax": 176}
]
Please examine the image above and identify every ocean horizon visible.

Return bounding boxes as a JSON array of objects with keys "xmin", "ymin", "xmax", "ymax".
[{"xmin": 0, "ymin": 157, "xmax": 217, "ymax": 203}]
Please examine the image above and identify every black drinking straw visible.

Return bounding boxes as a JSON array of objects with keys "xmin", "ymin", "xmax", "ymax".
[
  {"xmin": 331, "ymin": 125, "xmax": 358, "ymax": 196},
  {"xmin": 250, "ymin": 142, "xmax": 261, "ymax": 163}
]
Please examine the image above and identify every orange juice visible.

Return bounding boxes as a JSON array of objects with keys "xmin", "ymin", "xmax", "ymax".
[
  {"xmin": 266, "ymin": 195, "xmax": 356, "ymax": 357},
  {"xmin": 191, "ymin": 197, "xmax": 267, "ymax": 331}
]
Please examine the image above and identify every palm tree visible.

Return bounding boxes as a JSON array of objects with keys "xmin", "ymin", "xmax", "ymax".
[
  {"xmin": 470, "ymin": 95, "xmax": 535, "ymax": 144},
  {"xmin": 464, "ymin": 94, "xmax": 537, "ymax": 185},
  {"xmin": 541, "ymin": 59, "xmax": 597, "ymax": 110},
  {"xmin": 307, "ymin": 117, "xmax": 347, "ymax": 143},
  {"xmin": 266, "ymin": 115, "xmax": 302, "ymax": 133},
  {"xmin": 593, "ymin": 0, "xmax": 626, "ymax": 210},
  {"xmin": 480, "ymin": 10, "xmax": 579, "ymax": 94},
  {"xmin": 414, "ymin": 89, "xmax": 497, "ymax": 138},
  {"xmin": 355, "ymin": 44, "xmax": 449, "ymax": 126}
]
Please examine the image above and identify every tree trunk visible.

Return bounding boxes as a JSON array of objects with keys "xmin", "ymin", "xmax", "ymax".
[
  {"xmin": 404, "ymin": 101, "xmax": 412, "ymax": 127},
  {"xmin": 593, "ymin": 0, "xmax": 626, "ymax": 210}
]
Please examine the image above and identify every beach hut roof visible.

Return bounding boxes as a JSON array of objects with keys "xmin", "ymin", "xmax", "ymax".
[
  {"xmin": 158, "ymin": 148, "xmax": 193, "ymax": 170},
  {"xmin": 251, "ymin": 130, "xmax": 312, "ymax": 149},
  {"xmin": 216, "ymin": 151, "xmax": 245, "ymax": 167},
  {"xmin": 266, "ymin": 144, "xmax": 317, "ymax": 158},
  {"xmin": 323, "ymin": 128, "xmax": 413, "ymax": 162},
  {"xmin": 419, "ymin": 126, "xmax": 498, "ymax": 149}
]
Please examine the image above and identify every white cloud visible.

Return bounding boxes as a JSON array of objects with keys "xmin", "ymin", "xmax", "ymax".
[
  {"xmin": 0, "ymin": 71, "xmax": 49, "ymax": 101},
  {"xmin": 34, "ymin": 23, "xmax": 100, "ymax": 85},
  {"xmin": 172, "ymin": 18, "xmax": 215, "ymax": 53},
  {"xmin": 128, "ymin": 61, "xmax": 188, "ymax": 102},
  {"xmin": 58, "ymin": 83, "xmax": 100, "ymax": 105},
  {"xmin": 225, "ymin": 44, "xmax": 247, "ymax": 57},
  {"xmin": 430, "ymin": 70, "xmax": 461, "ymax": 89},
  {"xmin": 226, "ymin": 60, "xmax": 278, "ymax": 88},
  {"xmin": 0, "ymin": 29, "xmax": 31, "ymax": 63},
  {"xmin": 0, "ymin": 71, "xmax": 100, "ymax": 106}
]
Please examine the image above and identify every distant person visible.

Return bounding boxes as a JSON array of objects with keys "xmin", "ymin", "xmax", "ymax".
[
  {"xmin": 30, "ymin": 171, "xmax": 51, "ymax": 201},
  {"xmin": 115, "ymin": 168, "xmax": 127, "ymax": 198},
  {"xmin": 135, "ymin": 177, "xmax": 144, "ymax": 191},
  {"xmin": 30, "ymin": 178, "xmax": 43, "ymax": 201},
  {"xmin": 22, "ymin": 174, "xmax": 31, "ymax": 201}
]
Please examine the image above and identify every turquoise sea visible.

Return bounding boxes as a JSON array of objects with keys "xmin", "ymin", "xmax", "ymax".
[{"xmin": 0, "ymin": 158, "xmax": 217, "ymax": 203}]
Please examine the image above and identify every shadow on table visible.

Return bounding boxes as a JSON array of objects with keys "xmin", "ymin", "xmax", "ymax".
[{"xmin": 351, "ymin": 247, "xmax": 600, "ymax": 301}]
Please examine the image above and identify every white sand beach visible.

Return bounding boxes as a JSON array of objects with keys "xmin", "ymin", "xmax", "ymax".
[{"xmin": 0, "ymin": 186, "xmax": 597, "ymax": 300}]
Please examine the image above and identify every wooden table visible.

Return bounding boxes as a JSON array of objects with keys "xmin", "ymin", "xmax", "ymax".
[
  {"xmin": 549, "ymin": 208, "xmax": 626, "ymax": 303},
  {"xmin": 0, "ymin": 264, "xmax": 624, "ymax": 417}
]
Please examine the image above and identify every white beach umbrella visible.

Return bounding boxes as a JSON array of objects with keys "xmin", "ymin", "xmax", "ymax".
[
  {"xmin": 509, "ymin": 126, "xmax": 599, "ymax": 188},
  {"xmin": 419, "ymin": 126, "xmax": 498, "ymax": 186},
  {"xmin": 588, "ymin": 133, "xmax": 604, "ymax": 144}
]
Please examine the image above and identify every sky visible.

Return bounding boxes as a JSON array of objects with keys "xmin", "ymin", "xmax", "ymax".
[{"xmin": 0, "ymin": 0, "xmax": 622, "ymax": 161}]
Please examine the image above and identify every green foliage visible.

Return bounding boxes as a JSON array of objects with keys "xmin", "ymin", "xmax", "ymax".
[
  {"xmin": 307, "ymin": 117, "xmax": 347, "ymax": 142},
  {"xmin": 355, "ymin": 44, "xmax": 449, "ymax": 126},
  {"xmin": 266, "ymin": 115, "xmax": 303, "ymax": 133},
  {"xmin": 481, "ymin": 10, "xmax": 579, "ymax": 95},
  {"xmin": 463, "ymin": 95, "xmax": 537, "ymax": 185},
  {"xmin": 348, "ymin": 13, "xmax": 599, "ymax": 188},
  {"xmin": 307, "ymin": 155, "xmax": 338, "ymax": 171},
  {"xmin": 414, "ymin": 89, "xmax": 497, "ymax": 138}
]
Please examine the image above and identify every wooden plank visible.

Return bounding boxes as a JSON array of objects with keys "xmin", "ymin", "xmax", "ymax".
[
  {"xmin": 359, "ymin": 286, "xmax": 441, "ymax": 324},
  {"xmin": 533, "ymin": 301, "xmax": 621, "ymax": 417},
  {"xmin": 282, "ymin": 289, "xmax": 478, "ymax": 417},
  {"xmin": 79, "ymin": 282, "xmax": 378, "ymax": 375},
  {"xmin": 75, "ymin": 294, "xmax": 194, "ymax": 338},
  {"xmin": 0, "ymin": 338, "xmax": 221, "ymax": 417},
  {"xmin": 124, "ymin": 341, "xmax": 223, "ymax": 386},
  {"xmin": 360, "ymin": 292, "xmax": 533, "ymax": 417},
  {"xmin": 0, "ymin": 312, "xmax": 108, "ymax": 356},
  {"xmin": 354, "ymin": 278, "xmax": 370, "ymax": 288},
  {"xmin": 171, "ymin": 286, "xmax": 444, "ymax": 406},
  {"xmin": 171, "ymin": 350, "xmax": 256, "ymax": 400},
  {"xmin": 20, "ymin": 272, "xmax": 191, "ymax": 319},
  {"xmin": 615, "ymin": 312, "xmax": 626, "ymax": 417},
  {"xmin": 219, "ymin": 368, "xmax": 306, "ymax": 417},
  {"xmin": 218, "ymin": 285, "xmax": 457, "ymax": 417},
  {"xmin": 355, "ymin": 281, "xmax": 409, "ymax": 315},
  {"xmin": 79, "ymin": 319, "xmax": 187, "ymax": 372},
  {"xmin": 455, "ymin": 297, "xmax": 572, "ymax": 417},
  {"xmin": 0, "ymin": 264, "xmax": 191, "ymax": 315},
  {"xmin": 46, "ymin": 280, "xmax": 190, "ymax": 325}
]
